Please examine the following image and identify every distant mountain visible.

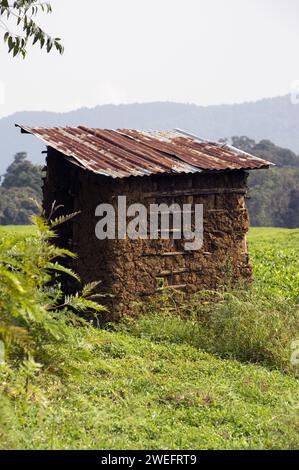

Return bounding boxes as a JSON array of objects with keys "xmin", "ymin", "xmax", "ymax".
[{"xmin": 1, "ymin": 95, "xmax": 299, "ymax": 174}]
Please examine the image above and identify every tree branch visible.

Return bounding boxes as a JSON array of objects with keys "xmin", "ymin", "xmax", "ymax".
[{"xmin": 0, "ymin": 0, "xmax": 63, "ymax": 57}]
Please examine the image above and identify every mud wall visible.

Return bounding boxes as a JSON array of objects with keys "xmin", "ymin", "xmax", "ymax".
[{"xmin": 43, "ymin": 150, "xmax": 252, "ymax": 318}]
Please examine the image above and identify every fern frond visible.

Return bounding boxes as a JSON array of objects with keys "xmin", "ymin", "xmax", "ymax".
[
  {"xmin": 46, "ymin": 262, "xmax": 80, "ymax": 282},
  {"xmin": 62, "ymin": 295, "xmax": 106, "ymax": 313},
  {"xmin": 45, "ymin": 245, "xmax": 77, "ymax": 260},
  {"xmin": 81, "ymin": 281, "xmax": 102, "ymax": 298},
  {"xmin": 0, "ymin": 267, "xmax": 26, "ymax": 294},
  {"xmin": 32, "ymin": 214, "xmax": 49, "ymax": 233},
  {"xmin": 50, "ymin": 211, "xmax": 81, "ymax": 228},
  {"xmin": 0, "ymin": 323, "xmax": 33, "ymax": 354},
  {"xmin": 0, "ymin": 212, "xmax": 105, "ymax": 362},
  {"xmin": 45, "ymin": 201, "xmax": 64, "ymax": 220}
]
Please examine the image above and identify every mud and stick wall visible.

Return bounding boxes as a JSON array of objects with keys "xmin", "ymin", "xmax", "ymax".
[{"xmin": 43, "ymin": 149, "xmax": 251, "ymax": 319}]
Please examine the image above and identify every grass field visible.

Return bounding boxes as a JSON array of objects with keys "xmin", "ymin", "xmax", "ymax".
[
  {"xmin": 0, "ymin": 225, "xmax": 37, "ymax": 236},
  {"xmin": 0, "ymin": 226, "xmax": 298, "ymax": 450}
]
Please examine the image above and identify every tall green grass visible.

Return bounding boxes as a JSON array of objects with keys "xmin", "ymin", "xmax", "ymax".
[
  {"xmin": 120, "ymin": 228, "xmax": 299, "ymax": 375},
  {"xmin": 0, "ymin": 226, "xmax": 298, "ymax": 449}
]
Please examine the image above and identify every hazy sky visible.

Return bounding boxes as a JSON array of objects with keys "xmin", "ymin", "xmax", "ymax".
[{"xmin": 0, "ymin": 0, "xmax": 298, "ymax": 118}]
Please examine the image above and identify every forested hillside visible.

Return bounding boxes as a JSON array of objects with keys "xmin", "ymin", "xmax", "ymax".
[
  {"xmin": 0, "ymin": 138, "xmax": 298, "ymax": 227},
  {"xmin": 229, "ymin": 137, "xmax": 299, "ymax": 228},
  {"xmin": 2, "ymin": 95, "xmax": 299, "ymax": 175}
]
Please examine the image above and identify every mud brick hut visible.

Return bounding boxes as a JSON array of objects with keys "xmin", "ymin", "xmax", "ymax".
[{"xmin": 18, "ymin": 126, "xmax": 273, "ymax": 317}]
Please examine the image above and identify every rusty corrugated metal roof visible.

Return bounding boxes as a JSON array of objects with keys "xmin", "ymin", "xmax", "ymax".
[{"xmin": 17, "ymin": 125, "xmax": 274, "ymax": 178}]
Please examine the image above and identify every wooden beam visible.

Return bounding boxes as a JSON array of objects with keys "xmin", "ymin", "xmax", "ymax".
[
  {"xmin": 207, "ymin": 208, "xmax": 247, "ymax": 213},
  {"xmin": 137, "ymin": 284, "xmax": 188, "ymax": 296},
  {"xmin": 157, "ymin": 268, "xmax": 189, "ymax": 276},
  {"xmin": 157, "ymin": 267, "xmax": 209, "ymax": 277},
  {"xmin": 156, "ymin": 284, "xmax": 187, "ymax": 291},
  {"xmin": 141, "ymin": 251, "xmax": 212, "ymax": 258},
  {"xmin": 144, "ymin": 188, "xmax": 247, "ymax": 198},
  {"xmin": 161, "ymin": 251, "xmax": 188, "ymax": 257}
]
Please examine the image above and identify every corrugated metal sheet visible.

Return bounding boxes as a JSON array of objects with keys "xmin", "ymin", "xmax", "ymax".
[{"xmin": 17, "ymin": 125, "xmax": 274, "ymax": 178}]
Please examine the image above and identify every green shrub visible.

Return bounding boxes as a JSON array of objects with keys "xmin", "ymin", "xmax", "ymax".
[
  {"xmin": 120, "ymin": 229, "xmax": 299, "ymax": 375},
  {"xmin": 0, "ymin": 214, "xmax": 105, "ymax": 363},
  {"xmin": 121, "ymin": 284, "xmax": 298, "ymax": 376}
]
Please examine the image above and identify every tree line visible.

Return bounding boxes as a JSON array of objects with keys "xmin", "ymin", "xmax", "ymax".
[
  {"xmin": 0, "ymin": 138, "xmax": 299, "ymax": 227},
  {"xmin": 0, "ymin": 153, "xmax": 42, "ymax": 225},
  {"xmin": 230, "ymin": 137, "xmax": 299, "ymax": 228}
]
